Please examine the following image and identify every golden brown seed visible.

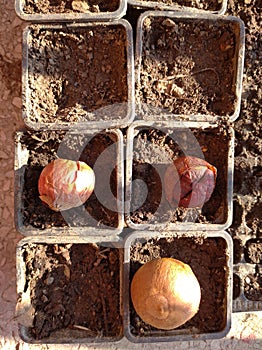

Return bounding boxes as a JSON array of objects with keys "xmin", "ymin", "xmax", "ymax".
[{"xmin": 131, "ymin": 257, "xmax": 201, "ymax": 330}]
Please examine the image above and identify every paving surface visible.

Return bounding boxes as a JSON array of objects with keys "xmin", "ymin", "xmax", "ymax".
[{"xmin": 0, "ymin": 1, "xmax": 261, "ymax": 349}]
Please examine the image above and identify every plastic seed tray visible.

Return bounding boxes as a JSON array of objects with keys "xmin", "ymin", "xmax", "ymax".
[{"xmin": 13, "ymin": 1, "xmax": 261, "ymax": 345}]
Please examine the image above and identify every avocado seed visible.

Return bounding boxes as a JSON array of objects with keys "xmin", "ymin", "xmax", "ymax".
[
  {"xmin": 131, "ymin": 257, "xmax": 201, "ymax": 330},
  {"xmin": 164, "ymin": 156, "xmax": 217, "ymax": 208},
  {"xmin": 38, "ymin": 158, "xmax": 95, "ymax": 211}
]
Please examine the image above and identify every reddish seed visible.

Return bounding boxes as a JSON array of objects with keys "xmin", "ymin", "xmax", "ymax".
[
  {"xmin": 164, "ymin": 156, "xmax": 217, "ymax": 208},
  {"xmin": 38, "ymin": 158, "xmax": 95, "ymax": 211}
]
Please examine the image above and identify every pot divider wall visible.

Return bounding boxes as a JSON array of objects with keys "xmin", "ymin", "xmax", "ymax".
[{"xmin": 15, "ymin": 0, "xmax": 127, "ymax": 22}]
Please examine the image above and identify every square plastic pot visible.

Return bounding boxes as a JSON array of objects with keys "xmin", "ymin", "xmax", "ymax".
[
  {"xmin": 22, "ymin": 20, "xmax": 134, "ymax": 130},
  {"xmin": 125, "ymin": 121, "xmax": 234, "ymax": 231},
  {"xmin": 15, "ymin": 0, "xmax": 127, "ymax": 22},
  {"xmin": 123, "ymin": 230, "xmax": 233, "ymax": 342},
  {"xmin": 16, "ymin": 236, "xmax": 124, "ymax": 343},
  {"xmin": 14, "ymin": 129, "xmax": 124, "ymax": 241},
  {"xmin": 135, "ymin": 11, "xmax": 245, "ymax": 122},
  {"xmin": 128, "ymin": 0, "xmax": 228, "ymax": 15}
]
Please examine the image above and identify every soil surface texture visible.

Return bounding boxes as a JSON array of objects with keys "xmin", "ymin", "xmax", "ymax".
[
  {"xmin": 26, "ymin": 24, "xmax": 128, "ymax": 125},
  {"xmin": 19, "ymin": 243, "xmax": 122, "ymax": 340},
  {"xmin": 129, "ymin": 236, "xmax": 229, "ymax": 336},
  {"xmin": 129, "ymin": 125, "xmax": 231, "ymax": 226},
  {"xmin": 17, "ymin": 130, "xmax": 120, "ymax": 230},
  {"xmin": 23, "ymin": 0, "xmax": 120, "ymax": 14}
]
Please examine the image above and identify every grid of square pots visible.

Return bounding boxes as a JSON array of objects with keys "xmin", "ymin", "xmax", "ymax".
[
  {"xmin": 16, "ymin": 231, "xmax": 233, "ymax": 343},
  {"xmin": 14, "ymin": 0, "xmax": 261, "ymax": 345}
]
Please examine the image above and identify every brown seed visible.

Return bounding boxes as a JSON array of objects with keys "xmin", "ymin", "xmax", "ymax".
[{"xmin": 131, "ymin": 258, "xmax": 201, "ymax": 330}]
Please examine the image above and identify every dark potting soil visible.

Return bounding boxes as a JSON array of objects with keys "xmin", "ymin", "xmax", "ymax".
[
  {"xmin": 23, "ymin": 0, "xmax": 120, "ymax": 14},
  {"xmin": 17, "ymin": 130, "xmax": 120, "ymax": 230},
  {"xmin": 20, "ymin": 243, "xmax": 122, "ymax": 340},
  {"xmin": 129, "ymin": 236, "xmax": 229, "ymax": 336},
  {"xmin": 129, "ymin": 125, "xmax": 231, "ymax": 226},
  {"xmin": 26, "ymin": 24, "xmax": 128, "ymax": 124},
  {"xmin": 138, "ymin": 16, "xmax": 240, "ymax": 118},
  {"xmin": 138, "ymin": 0, "xmax": 221, "ymax": 11}
]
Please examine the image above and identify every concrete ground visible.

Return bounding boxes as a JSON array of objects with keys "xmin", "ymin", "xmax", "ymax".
[{"xmin": 0, "ymin": 1, "xmax": 261, "ymax": 349}]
